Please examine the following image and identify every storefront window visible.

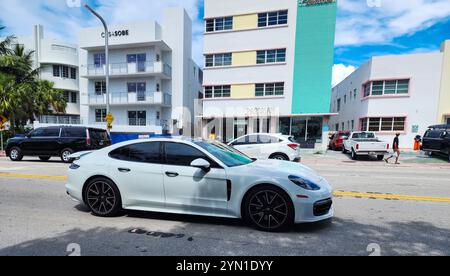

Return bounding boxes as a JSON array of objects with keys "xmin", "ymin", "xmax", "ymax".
[
  {"xmin": 279, "ymin": 117, "xmax": 291, "ymax": 135},
  {"xmin": 291, "ymin": 117, "xmax": 307, "ymax": 142}
]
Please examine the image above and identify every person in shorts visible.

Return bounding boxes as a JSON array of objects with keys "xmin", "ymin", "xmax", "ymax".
[{"xmin": 385, "ymin": 133, "xmax": 401, "ymax": 164}]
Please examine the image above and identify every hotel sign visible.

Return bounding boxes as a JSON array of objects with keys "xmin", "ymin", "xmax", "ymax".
[
  {"xmin": 299, "ymin": 0, "xmax": 336, "ymax": 6},
  {"xmin": 101, "ymin": 30, "xmax": 130, "ymax": 38}
]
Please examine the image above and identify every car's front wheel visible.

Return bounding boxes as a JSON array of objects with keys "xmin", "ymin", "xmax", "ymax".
[
  {"xmin": 243, "ymin": 185, "xmax": 294, "ymax": 232},
  {"xmin": 9, "ymin": 147, "xmax": 23, "ymax": 161},
  {"xmin": 84, "ymin": 177, "xmax": 122, "ymax": 217}
]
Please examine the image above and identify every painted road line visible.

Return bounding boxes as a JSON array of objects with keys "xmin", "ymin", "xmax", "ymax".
[
  {"xmin": 0, "ymin": 173, "xmax": 67, "ymax": 181},
  {"xmin": 334, "ymin": 191, "xmax": 450, "ymax": 203}
]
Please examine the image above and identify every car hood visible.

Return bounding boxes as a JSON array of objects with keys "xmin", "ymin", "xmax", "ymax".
[{"xmin": 235, "ymin": 159, "xmax": 326, "ymax": 185}]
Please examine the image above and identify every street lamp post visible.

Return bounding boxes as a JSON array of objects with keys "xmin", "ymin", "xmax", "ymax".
[{"xmin": 84, "ymin": 4, "xmax": 111, "ymax": 131}]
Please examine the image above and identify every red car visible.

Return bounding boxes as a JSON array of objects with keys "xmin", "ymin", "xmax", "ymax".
[{"xmin": 329, "ymin": 131, "xmax": 350, "ymax": 151}]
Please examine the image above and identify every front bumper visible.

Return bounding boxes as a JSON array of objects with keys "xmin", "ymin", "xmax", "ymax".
[{"xmin": 293, "ymin": 190, "xmax": 334, "ymax": 223}]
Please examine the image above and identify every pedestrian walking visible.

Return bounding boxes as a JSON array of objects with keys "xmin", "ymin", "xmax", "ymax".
[{"xmin": 385, "ymin": 133, "xmax": 401, "ymax": 164}]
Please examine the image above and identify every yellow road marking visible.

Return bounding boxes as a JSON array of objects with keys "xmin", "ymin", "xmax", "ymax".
[
  {"xmin": 0, "ymin": 173, "xmax": 68, "ymax": 181},
  {"xmin": 334, "ymin": 191, "xmax": 450, "ymax": 203},
  {"xmin": 0, "ymin": 173, "xmax": 449, "ymax": 203}
]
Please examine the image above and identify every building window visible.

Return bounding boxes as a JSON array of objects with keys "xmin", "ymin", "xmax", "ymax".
[
  {"xmin": 258, "ymin": 10, "xmax": 288, "ymax": 28},
  {"xmin": 70, "ymin": 68, "xmax": 77, "ymax": 79},
  {"xmin": 255, "ymin": 83, "xmax": 284, "ymax": 97},
  {"xmin": 53, "ymin": 65, "xmax": 60, "ymax": 77},
  {"xmin": 95, "ymin": 81, "xmax": 106, "ymax": 95},
  {"xmin": 156, "ymin": 83, "xmax": 160, "ymax": 92},
  {"xmin": 354, "ymin": 89, "xmax": 357, "ymax": 99},
  {"xmin": 156, "ymin": 111, "xmax": 161, "ymax": 120},
  {"xmin": 337, "ymin": 99, "xmax": 341, "ymax": 112},
  {"xmin": 257, "ymin": 49, "xmax": 286, "ymax": 64},
  {"xmin": 351, "ymin": 120, "xmax": 355, "ymax": 131},
  {"xmin": 205, "ymin": 17, "xmax": 233, "ymax": 33},
  {"xmin": 53, "ymin": 65, "xmax": 75, "ymax": 79},
  {"xmin": 205, "ymin": 53, "xmax": 232, "ymax": 67},
  {"xmin": 95, "ymin": 109, "xmax": 107, "ymax": 123},
  {"xmin": 63, "ymin": 91, "xmax": 70, "ymax": 102},
  {"xmin": 70, "ymin": 92, "xmax": 77, "ymax": 104},
  {"xmin": 360, "ymin": 117, "xmax": 406, "ymax": 132},
  {"xmin": 344, "ymin": 95, "xmax": 347, "ymax": 104},
  {"xmin": 204, "ymin": 85, "xmax": 231, "ymax": 99},
  {"xmin": 363, "ymin": 79, "xmax": 410, "ymax": 97},
  {"xmin": 94, "ymin": 53, "xmax": 106, "ymax": 67},
  {"xmin": 128, "ymin": 111, "xmax": 146, "ymax": 126}
]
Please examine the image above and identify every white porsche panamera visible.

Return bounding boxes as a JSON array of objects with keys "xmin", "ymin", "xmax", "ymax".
[{"xmin": 66, "ymin": 138, "xmax": 333, "ymax": 232}]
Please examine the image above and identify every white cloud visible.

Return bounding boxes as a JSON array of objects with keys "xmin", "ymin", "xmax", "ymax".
[
  {"xmin": 332, "ymin": 64, "xmax": 356, "ymax": 87},
  {"xmin": 336, "ymin": 0, "xmax": 450, "ymax": 46}
]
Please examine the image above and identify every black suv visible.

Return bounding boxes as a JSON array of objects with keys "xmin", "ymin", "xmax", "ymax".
[
  {"xmin": 421, "ymin": 125, "xmax": 450, "ymax": 162},
  {"xmin": 5, "ymin": 126, "xmax": 111, "ymax": 163}
]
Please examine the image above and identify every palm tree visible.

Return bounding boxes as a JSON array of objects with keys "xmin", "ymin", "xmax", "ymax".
[{"xmin": 0, "ymin": 26, "xmax": 15, "ymax": 55}]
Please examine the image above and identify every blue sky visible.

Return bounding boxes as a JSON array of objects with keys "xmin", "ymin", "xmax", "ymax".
[{"xmin": 0, "ymin": 0, "xmax": 449, "ymax": 85}]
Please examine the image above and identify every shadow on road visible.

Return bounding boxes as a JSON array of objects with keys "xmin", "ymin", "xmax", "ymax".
[{"xmin": 1, "ymin": 216, "xmax": 449, "ymax": 256}]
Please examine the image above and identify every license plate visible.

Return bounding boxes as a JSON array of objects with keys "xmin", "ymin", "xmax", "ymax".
[{"xmin": 99, "ymin": 141, "xmax": 104, "ymax": 146}]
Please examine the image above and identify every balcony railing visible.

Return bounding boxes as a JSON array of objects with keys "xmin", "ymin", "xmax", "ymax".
[
  {"xmin": 83, "ymin": 61, "xmax": 172, "ymax": 78},
  {"xmin": 88, "ymin": 92, "xmax": 172, "ymax": 106},
  {"xmin": 39, "ymin": 115, "xmax": 82, "ymax": 125}
]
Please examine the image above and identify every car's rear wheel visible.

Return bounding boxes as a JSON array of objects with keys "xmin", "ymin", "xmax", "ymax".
[
  {"xmin": 377, "ymin": 155, "xmax": 384, "ymax": 161},
  {"xmin": 60, "ymin": 149, "xmax": 74, "ymax": 163},
  {"xmin": 39, "ymin": 156, "xmax": 51, "ymax": 161},
  {"xmin": 243, "ymin": 185, "xmax": 294, "ymax": 232},
  {"xmin": 270, "ymin": 153, "xmax": 289, "ymax": 161},
  {"xmin": 342, "ymin": 147, "xmax": 348, "ymax": 154},
  {"xmin": 9, "ymin": 147, "xmax": 23, "ymax": 161},
  {"xmin": 84, "ymin": 178, "xmax": 122, "ymax": 217}
]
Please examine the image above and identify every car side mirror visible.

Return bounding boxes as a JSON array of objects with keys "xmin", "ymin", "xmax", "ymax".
[
  {"xmin": 191, "ymin": 158, "xmax": 211, "ymax": 172},
  {"xmin": 342, "ymin": 136, "xmax": 349, "ymax": 140}
]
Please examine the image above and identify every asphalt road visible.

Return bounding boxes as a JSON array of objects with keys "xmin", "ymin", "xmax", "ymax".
[{"xmin": 0, "ymin": 151, "xmax": 449, "ymax": 256}]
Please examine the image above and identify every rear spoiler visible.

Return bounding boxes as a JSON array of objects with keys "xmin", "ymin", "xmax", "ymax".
[{"xmin": 68, "ymin": 151, "xmax": 94, "ymax": 160}]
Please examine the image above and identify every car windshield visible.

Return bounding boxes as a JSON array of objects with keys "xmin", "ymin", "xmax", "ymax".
[
  {"xmin": 353, "ymin": 132, "xmax": 376, "ymax": 139},
  {"xmin": 194, "ymin": 141, "xmax": 254, "ymax": 167}
]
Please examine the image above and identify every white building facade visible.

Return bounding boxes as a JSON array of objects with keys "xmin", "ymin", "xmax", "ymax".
[
  {"xmin": 330, "ymin": 40, "xmax": 450, "ymax": 149},
  {"xmin": 78, "ymin": 7, "xmax": 202, "ymax": 136},
  {"xmin": 15, "ymin": 25, "xmax": 80, "ymax": 124},
  {"xmin": 201, "ymin": 0, "xmax": 337, "ymax": 150}
]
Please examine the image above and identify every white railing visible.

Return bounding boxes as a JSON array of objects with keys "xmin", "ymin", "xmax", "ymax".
[
  {"xmin": 84, "ymin": 61, "xmax": 172, "ymax": 78},
  {"xmin": 89, "ymin": 92, "xmax": 172, "ymax": 106},
  {"xmin": 39, "ymin": 115, "xmax": 82, "ymax": 125}
]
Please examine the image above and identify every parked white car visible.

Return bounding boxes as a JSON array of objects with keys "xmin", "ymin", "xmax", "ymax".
[
  {"xmin": 66, "ymin": 138, "xmax": 333, "ymax": 232},
  {"xmin": 228, "ymin": 133, "xmax": 301, "ymax": 162},
  {"xmin": 343, "ymin": 132, "xmax": 390, "ymax": 160}
]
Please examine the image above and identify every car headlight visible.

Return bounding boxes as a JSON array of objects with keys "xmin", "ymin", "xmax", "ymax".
[
  {"xmin": 288, "ymin": 175, "xmax": 321, "ymax": 191},
  {"xmin": 69, "ymin": 163, "xmax": 80, "ymax": 170}
]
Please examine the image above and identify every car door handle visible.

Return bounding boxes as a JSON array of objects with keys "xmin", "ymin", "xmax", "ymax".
[
  {"xmin": 118, "ymin": 168, "xmax": 131, "ymax": 173},
  {"xmin": 165, "ymin": 172, "xmax": 179, "ymax": 177}
]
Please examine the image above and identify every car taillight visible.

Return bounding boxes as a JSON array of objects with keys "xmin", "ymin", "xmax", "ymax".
[
  {"xmin": 86, "ymin": 129, "xmax": 91, "ymax": 146},
  {"xmin": 387, "ymin": 144, "xmax": 390, "ymax": 150},
  {"xmin": 337, "ymin": 139, "xmax": 343, "ymax": 143},
  {"xmin": 356, "ymin": 144, "xmax": 360, "ymax": 150},
  {"xmin": 288, "ymin": 143, "xmax": 300, "ymax": 150}
]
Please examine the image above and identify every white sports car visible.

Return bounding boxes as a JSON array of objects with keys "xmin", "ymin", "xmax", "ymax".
[{"xmin": 66, "ymin": 138, "xmax": 333, "ymax": 232}]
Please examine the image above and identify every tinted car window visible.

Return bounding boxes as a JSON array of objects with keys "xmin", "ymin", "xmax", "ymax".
[
  {"xmin": 89, "ymin": 129, "xmax": 109, "ymax": 140},
  {"xmin": 165, "ymin": 142, "xmax": 209, "ymax": 167},
  {"xmin": 232, "ymin": 136, "xmax": 249, "ymax": 146},
  {"xmin": 42, "ymin": 128, "xmax": 60, "ymax": 137},
  {"xmin": 62, "ymin": 128, "xmax": 86, "ymax": 138},
  {"xmin": 258, "ymin": 135, "xmax": 280, "ymax": 144},
  {"xmin": 424, "ymin": 130, "xmax": 441, "ymax": 139},
  {"xmin": 109, "ymin": 142, "xmax": 162, "ymax": 164},
  {"xmin": 30, "ymin": 128, "xmax": 46, "ymax": 137}
]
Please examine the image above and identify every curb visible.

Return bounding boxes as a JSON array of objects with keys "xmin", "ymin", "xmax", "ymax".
[{"xmin": 0, "ymin": 151, "xmax": 6, "ymax": 157}]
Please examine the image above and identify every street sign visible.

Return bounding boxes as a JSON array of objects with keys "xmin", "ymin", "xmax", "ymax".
[
  {"xmin": 106, "ymin": 112, "xmax": 114, "ymax": 124},
  {"xmin": 0, "ymin": 115, "xmax": 7, "ymax": 127}
]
